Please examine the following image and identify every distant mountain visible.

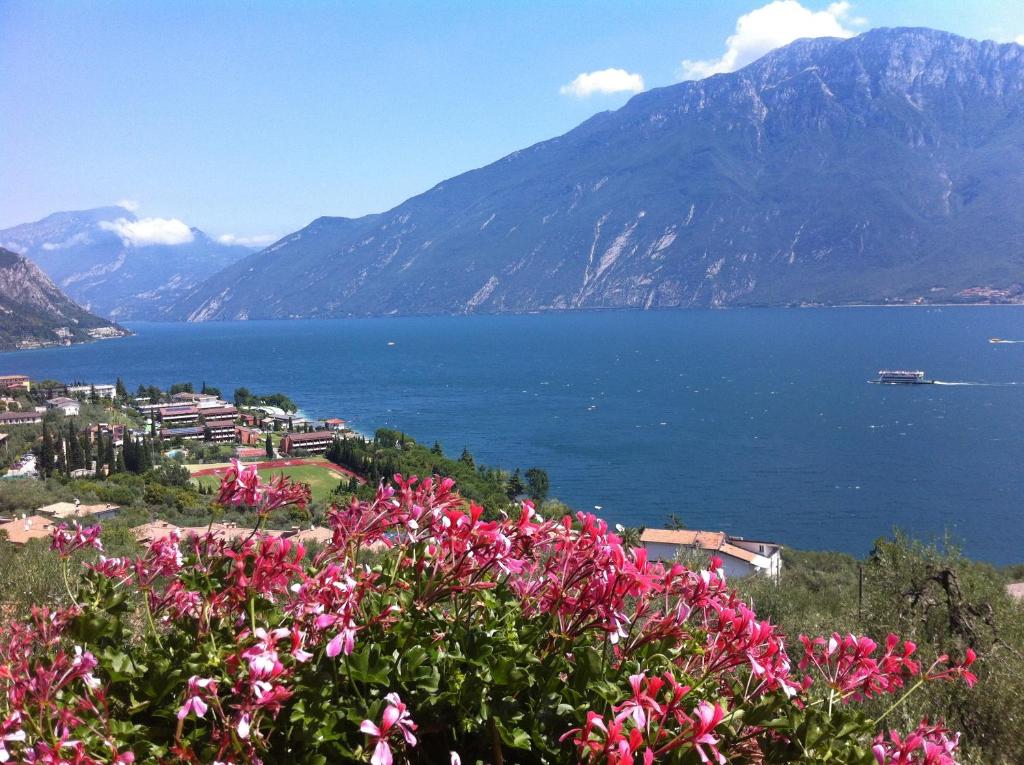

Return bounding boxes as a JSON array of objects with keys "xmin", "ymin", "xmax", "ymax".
[
  {"xmin": 0, "ymin": 207, "xmax": 253, "ymax": 319},
  {"xmin": 171, "ymin": 28, "xmax": 1024, "ymax": 321},
  {"xmin": 0, "ymin": 248, "xmax": 129, "ymax": 351}
]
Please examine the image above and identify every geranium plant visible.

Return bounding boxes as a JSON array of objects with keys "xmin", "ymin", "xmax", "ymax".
[{"xmin": 0, "ymin": 461, "xmax": 975, "ymax": 763}]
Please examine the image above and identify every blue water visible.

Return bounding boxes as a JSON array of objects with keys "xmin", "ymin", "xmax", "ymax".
[{"xmin": 2, "ymin": 308, "xmax": 1023, "ymax": 564}]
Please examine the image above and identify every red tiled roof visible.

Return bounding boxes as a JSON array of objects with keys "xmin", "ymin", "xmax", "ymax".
[
  {"xmin": 284, "ymin": 431, "xmax": 334, "ymax": 443},
  {"xmin": 640, "ymin": 529, "xmax": 765, "ymax": 564}
]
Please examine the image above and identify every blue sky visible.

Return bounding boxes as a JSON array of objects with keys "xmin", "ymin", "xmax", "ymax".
[{"xmin": 2, "ymin": 1, "xmax": 1023, "ymax": 243}]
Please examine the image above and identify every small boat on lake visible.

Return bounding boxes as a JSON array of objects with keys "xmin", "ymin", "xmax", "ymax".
[{"xmin": 872, "ymin": 370, "xmax": 933, "ymax": 385}]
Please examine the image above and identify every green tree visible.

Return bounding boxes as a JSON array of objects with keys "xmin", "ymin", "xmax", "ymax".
[
  {"xmin": 66, "ymin": 422, "xmax": 83, "ymax": 471},
  {"xmin": 115, "ymin": 377, "xmax": 128, "ymax": 400},
  {"xmin": 39, "ymin": 424, "xmax": 54, "ymax": 478},
  {"xmin": 431, "ymin": 441, "xmax": 443, "ymax": 456},
  {"xmin": 459, "ymin": 447, "xmax": 475, "ymax": 468},
  {"xmin": 506, "ymin": 468, "xmax": 524, "ymax": 500},
  {"xmin": 524, "ymin": 467, "xmax": 549, "ymax": 503},
  {"xmin": 234, "ymin": 387, "xmax": 252, "ymax": 407},
  {"xmin": 266, "ymin": 433, "xmax": 274, "ymax": 459}
]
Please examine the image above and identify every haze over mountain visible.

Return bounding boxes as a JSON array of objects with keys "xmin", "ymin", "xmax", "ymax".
[
  {"xmin": 0, "ymin": 207, "xmax": 254, "ymax": 320},
  {"xmin": 0, "ymin": 248, "xmax": 128, "ymax": 351}
]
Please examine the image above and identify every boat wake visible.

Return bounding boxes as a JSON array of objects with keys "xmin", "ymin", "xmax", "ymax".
[
  {"xmin": 932, "ymin": 380, "xmax": 1021, "ymax": 387},
  {"xmin": 989, "ymin": 338, "xmax": 1024, "ymax": 344}
]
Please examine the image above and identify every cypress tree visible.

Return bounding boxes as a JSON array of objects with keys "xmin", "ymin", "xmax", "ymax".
[
  {"xmin": 67, "ymin": 422, "xmax": 83, "ymax": 471},
  {"xmin": 39, "ymin": 424, "xmax": 54, "ymax": 478},
  {"xmin": 104, "ymin": 436, "xmax": 115, "ymax": 476},
  {"xmin": 266, "ymin": 433, "xmax": 274, "ymax": 459},
  {"xmin": 56, "ymin": 434, "xmax": 68, "ymax": 476}
]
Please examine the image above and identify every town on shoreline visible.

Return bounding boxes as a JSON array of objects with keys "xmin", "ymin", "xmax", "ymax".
[{"xmin": 0, "ymin": 371, "xmax": 788, "ymax": 578}]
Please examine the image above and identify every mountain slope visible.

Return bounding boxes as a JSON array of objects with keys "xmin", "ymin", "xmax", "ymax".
[
  {"xmin": 175, "ymin": 27, "xmax": 1024, "ymax": 320},
  {"xmin": 0, "ymin": 248, "xmax": 129, "ymax": 351},
  {"xmin": 0, "ymin": 207, "xmax": 253, "ymax": 319}
]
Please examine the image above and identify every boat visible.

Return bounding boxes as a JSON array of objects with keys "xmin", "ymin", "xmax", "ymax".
[
  {"xmin": 990, "ymin": 338, "xmax": 1008, "ymax": 344},
  {"xmin": 872, "ymin": 370, "xmax": 932, "ymax": 385}
]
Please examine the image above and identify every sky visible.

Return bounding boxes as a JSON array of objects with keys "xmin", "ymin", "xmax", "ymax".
[{"xmin": 2, "ymin": 0, "xmax": 1024, "ymax": 245}]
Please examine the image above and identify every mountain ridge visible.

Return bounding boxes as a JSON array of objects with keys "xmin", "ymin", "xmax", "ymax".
[
  {"xmin": 0, "ymin": 207, "xmax": 254, "ymax": 320},
  {"xmin": 0, "ymin": 248, "xmax": 129, "ymax": 351},
  {"xmin": 134, "ymin": 29, "xmax": 1024, "ymax": 318}
]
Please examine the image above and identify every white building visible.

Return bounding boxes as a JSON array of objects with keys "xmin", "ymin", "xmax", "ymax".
[
  {"xmin": 67, "ymin": 384, "xmax": 116, "ymax": 399},
  {"xmin": 640, "ymin": 529, "xmax": 783, "ymax": 579},
  {"xmin": 46, "ymin": 397, "xmax": 81, "ymax": 416}
]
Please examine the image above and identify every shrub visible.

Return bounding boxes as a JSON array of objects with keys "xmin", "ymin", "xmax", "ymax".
[{"xmin": 0, "ymin": 464, "xmax": 976, "ymax": 764}]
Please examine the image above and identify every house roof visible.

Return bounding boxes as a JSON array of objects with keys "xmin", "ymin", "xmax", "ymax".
[
  {"xmin": 284, "ymin": 431, "xmax": 334, "ymax": 443},
  {"xmin": 639, "ymin": 528, "xmax": 766, "ymax": 565},
  {"xmin": 47, "ymin": 397, "xmax": 78, "ymax": 406},
  {"xmin": 160, "ymin": 405, "xmax": 199, "ymax": 415},
  {"xmin": 201, "ymin": 406, "xmax": 238, "ymax": 418},
  {"xmin": 161, "ymin": 426, "xmax": 204, "ymax": 436},
  {"xmin": 0, "ymin": 411, "xmax": 41, "ymax": 422},
  {"xmin": 38, "ymin": 502, "xmax": 119, "ymax": 519},
  {"xmin": 641, "ymin": 529, "xmax": 728, "ymax": 548},
  {"xmin": 204, "ymin": 419, "xmax": 235, "ymax": 428},
  {"xmin": 0, "ymin": 515, "xmax": 56, "ymax": 544}
]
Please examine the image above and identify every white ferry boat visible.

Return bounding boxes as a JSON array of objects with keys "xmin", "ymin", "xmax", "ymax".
[{"xmin": 873, "ymin": 370, "xmax": 932, "ymax": 385}]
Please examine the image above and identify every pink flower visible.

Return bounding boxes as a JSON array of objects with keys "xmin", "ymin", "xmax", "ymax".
[
  {"xmin": 689, "ymin": 701, "xmax": 726, "ymax": 765},
  {"xmin": 178, "ymin": 676, "xmax": 217, "ymax": 719},
  {"xmin": 50, "ymin": 522, "xmax": 103, "ymax": 558},
  {"xmin": 360, "ymin": 693, "xmax": 418, "ymax": 765}
]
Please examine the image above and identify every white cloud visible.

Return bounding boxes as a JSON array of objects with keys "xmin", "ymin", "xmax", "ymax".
[
  {"xmin": 217, "ymin": 233, "xmax": 278, "ymax": 248},
  {"xmin": 680, "ymin": 1, "xmax": 862, "ymax": 81},
  {"xmin": 1015, "ymin": 35, "xmax": 1024, "ymax": 45},
  {"xmin": 560, "ymin": 68, "xmax": 645, "ymax": 97},
  {"xmin": 99, "ymin": 217, "xmax": 194, "ymax": 246},
  {"xmin": 115, "ymin": 198, "xmax": 140, "ymax": 212}
]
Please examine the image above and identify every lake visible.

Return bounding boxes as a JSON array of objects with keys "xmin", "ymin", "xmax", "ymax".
[{"xmin": 2, "ymin": 307, "xmax": 1023, "ymax": 563}]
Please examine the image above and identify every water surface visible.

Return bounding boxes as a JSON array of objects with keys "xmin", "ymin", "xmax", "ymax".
[{"xmin": 2, "ymin": 308, "xmax": 1022, "ymax": 563}]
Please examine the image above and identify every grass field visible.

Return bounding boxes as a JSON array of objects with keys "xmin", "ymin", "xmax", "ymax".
[{"xmin": 190, "ymin": 458, "xmax": 355, "ymax": 503}]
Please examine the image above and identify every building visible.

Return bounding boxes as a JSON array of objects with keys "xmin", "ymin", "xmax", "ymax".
[
  {"xmin": 0, "ymin": 410, "xmax": 42, "ymax": 426},
  {"xmin": 160, "ymin": 426, "xmax": 205, "ymax": 442},
  {"xmin": 235, "ymin": 446, "xmax": 266, "ymax": 459},
  {"xmin": 323, "ymin": 418, "xmax": 349, "ymax": 431},
  {"xmin": 37, "ymin": 501, "xmax": 120, "ymax": 521},
  {"xmin": 46, "ymin": 397, "xmax": 81, "ymax": 416},
  {"xmin": 0, "ymin": 515, "xmax": 55, "ymax": 545},
  {"xmin": 235, "ymin": 426, "xmax": 264, "ymax": 446},
  {"xmin": 0, "ymin": 375, "xmax": 30, "ymax": 392},
  {"xmin": 204, "ymin": 419, "xmax": 236, "ymax": 442},
  {"xmin": 67, "ymin": 383, "xmax": 116, "ymax": 399},
  {"xmin": 158, "ymin": 405, "xmax": 200, "ymax": 425},
  {"xmin": 280, "ymin": 430, "xmax": 334, "ymax": 454},
  {"xmin": 132, "ymin": 521, "xmax": 290, "ymax": 545},
  {"xmin": 83, "ymin": 423, "xmax": 126, "ymax": 446},
  {"xmin": 640, "ymin": 529, "xmax": 783, "ymax": 579},
  {"xmin": 273, "ymin": 413, "xmax": 309, "ymax": 429},
  {"xmin": 200, "ymin": 405, "xmax": 239, "ymax": 421}
]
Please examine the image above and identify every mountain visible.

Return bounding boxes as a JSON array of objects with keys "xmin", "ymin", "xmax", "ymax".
[
  {"xmin": 172, "ymin": 27, "xmax": 1024, "ymax": 319},
  {"xmin": 0, "ymin": 248, "xmax": 129, "ymax": 351},
  {"xmin": 0, "ymin": 207, "xmax": 253, "ymax": 319}
]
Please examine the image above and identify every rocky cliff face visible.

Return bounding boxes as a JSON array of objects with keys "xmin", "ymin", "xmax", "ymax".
[
  {"xmin": 173, "ymin": 27, "xmax": 1024, "ymax": 320},
  {"xmin": 0, "ymin": 207, "xmax": 253, "ymax": 319},
  {"xmin": 0, "ymin": 248, "xmax": 128, "ymax": 350}
]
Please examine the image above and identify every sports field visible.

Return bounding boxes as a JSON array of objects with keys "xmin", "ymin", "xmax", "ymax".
[{"xmin": 188, "ymin": 457, "xmax": 363, "ymax": 503}]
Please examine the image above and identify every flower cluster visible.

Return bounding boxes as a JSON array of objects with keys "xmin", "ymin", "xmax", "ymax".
[{"xmin": 0, "ymin": 469, "xmax": 979, "ymax": 764}]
